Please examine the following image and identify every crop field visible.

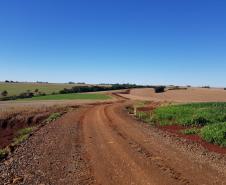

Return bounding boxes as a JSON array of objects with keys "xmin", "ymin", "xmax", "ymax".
[
  {"xmin": 136, "ymin": 102, "xmax": 226, "ymax": 147},
  {"xmin": 124, "ymin": 88, "xmax": 226, "ymax": 102},
  {"xmin": 0, "ymin": 82, "xmax": 83, "ymax": 96},
  {"xmin": 18, "ymin": 93, "xmax": 111, "ymax": 101}
]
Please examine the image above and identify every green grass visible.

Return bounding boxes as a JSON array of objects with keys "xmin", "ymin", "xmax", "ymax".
[
  {"xmin": 18, "ymin": 93, "xmax": 111, "ymax": 101},
  {"xmin": 134, "ymin": 102, "xmax": 226, "ymax": 147},
  {"xmin": 45, "ymin": 112, "xmax": 62, "ymax": 123},
  {"xmin": 151, "ymin": 102, "xmax": 226, "ymax": 126},
  {"xmin": 0, "ymin": 82, "xmax": 77, "ymax": 96},
  {"xmin": 13, "ymin": 127, "xmax": 34, "ymax": 145},
  {"xmin": 200, "ymin": 122, "xmax": 226, "ymax": 147}
]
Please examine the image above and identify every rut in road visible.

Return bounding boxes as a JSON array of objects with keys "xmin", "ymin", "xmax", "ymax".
[{"xmin": 82, "ymin": 102, "xmax": 226, "ymax": 185}]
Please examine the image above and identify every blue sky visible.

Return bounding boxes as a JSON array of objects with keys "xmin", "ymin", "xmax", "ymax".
[{"xmin": 0, "ymin": 0, "xmax": 225, "ymax": 86}]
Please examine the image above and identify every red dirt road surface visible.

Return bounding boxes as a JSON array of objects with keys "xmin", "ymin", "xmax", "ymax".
[{"xmin": 1, "ymin": 101, "xmax": 226, "ymax": 185}]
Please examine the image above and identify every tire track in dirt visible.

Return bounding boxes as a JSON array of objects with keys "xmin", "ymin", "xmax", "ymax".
[
  {"xmin": 103, "ymin": 105, "xmax": 191, "ymax": 185},
  {"xmin": 1, "ymin": 101, "xmax": 226, "ymax": 185},
  {"xmin": 82, "ymin": 102, "xmax": 226, "ymax": 185}
]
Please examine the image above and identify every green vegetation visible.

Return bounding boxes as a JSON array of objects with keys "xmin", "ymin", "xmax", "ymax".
[
  {"xmin": 1, "ymin": 90, "xmax": 8, "ymax": 96},
  {"xmin": 0, "ymin": 82, "xmax": 152, "ymax": 101},
  {"xmin": 134, "ymin": 102, "xmax": 226, "ymax": 147},
  {"xmin": 19, "ymin": 93, "xmax": 111, "ymax": 101},
  {"xmin": 0, "ymin": 82, "xmax": 76, "ymax": 97},
  {"xmin": 153, "ymin": 86, "xmax": 165, "ymax": 93},
  {"xmin": 151, "ymin": 102, "xmax": 226, "ymax": 126},
  {"xmin": 135, "ymin": 111, "xmax": 152, "ymax": 123},
  {"xmin": 202, "ymin": 86, "xmax": 210, "ymax": 88},
  {"xmin": 200, "ymin": 123, "xmax": 226, "ymax": 147},
  {"xmin": 0, "ymin": 149, "xmax": 8, "ymax": 160},
  {"xmin": 45, "ymin": 113, "xmax": 62, "ymax": 123},
  {"xmin": 182, "ymin": 128, "xmax": 200, "ymax": 135},
  {"xmin": 13, "ymin": 127, "xmax": 34, "ymax": 145}
]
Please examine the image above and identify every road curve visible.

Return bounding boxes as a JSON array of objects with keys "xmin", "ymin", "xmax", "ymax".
[
  {"xmin": 82, "ymin": 102, "xmax": 226, "ymax": 185},
  {"xmin": 1, "ymin": 101, "xmax": 226, "ymax": 185}
]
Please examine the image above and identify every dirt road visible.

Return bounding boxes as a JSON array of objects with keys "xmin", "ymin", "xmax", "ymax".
[{"xmin": 1, "ymin": 101, "xmax": 226, "ymax": 185}]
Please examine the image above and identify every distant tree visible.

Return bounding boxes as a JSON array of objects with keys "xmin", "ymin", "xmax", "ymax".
[
  {"xmin": 153, "ymin": 86, "xmax": 165, "ymax": 93},
  {"xmin": 5, "ymin": 80, "xmax": 9, "ymax": 83},
  {"xmin": 68, "ymin": 81, "xmax": 75, "ymax": 84},
  {"xmin": 1, "ymin": 90, "xmax": 8, "ymax": 96},
  {"xmin": 202, "ymin": 86, "xmax": 210, "ymax": 88},
  {"xmin": 34, "ymin": 89, "xmax": 39, "ymax": 93}
]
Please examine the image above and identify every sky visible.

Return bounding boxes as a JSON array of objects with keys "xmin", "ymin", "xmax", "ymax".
[{"xmin": 0, "ymin": 0, "xmax": 225, "ymax": 86}]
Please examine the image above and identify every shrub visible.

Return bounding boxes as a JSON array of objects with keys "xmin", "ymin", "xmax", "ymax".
[
  {"xmin": 191, "ymin": 115, "xmax": 210, "ymax": 126},
  {"xmin": 18, "ymin": 91, "xmax": 34, "ymax": 99},
  {"xmin": 153, "ymin": 86, "xmax": 165, "ymax": 93},
  {"xmin": 1, "ymin": 90, "xmax": 8, "ymax": 96},
  {"xmin": 200, "ymin": 123, "xmax": 226, "ymax": 147},
  {"xmin": 224, "ymin": 88, "xmax": 226, "ymax": 90},
  {"xmin": 0, "ymin": 149, "xmax": 8, "ymax": 160},
  {"xmin": 38, "ymin": 92, "xmax": 46, "ymax": 96}
]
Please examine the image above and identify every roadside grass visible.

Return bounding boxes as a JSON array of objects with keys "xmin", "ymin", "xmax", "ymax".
[
  {"xmin": 13, "ymin": 113, "xmax": 64, "ymax": 145},
  {"xmin": 0, "ymin": 110, "xmax": 65, "ymax": 161},
  {"xmin": 200, "ymin": 122, "xmax": 226, "ymax": 147},
  {"xmin": 134, "ymin": 102, "xmax": 226, "ymax": 147},
  {"xmin": 45, "ymin": 112, "xmax": 62, "ymax": 123},
  {"xmin": 13, "ymin": 127, "xmax": 35, "ymax": 145},
  {"xmin": 151, "ymin": 102, "xmax": 226, "ymax": 126},
  {"xmin": 17, "ymin": 93, "xmax": 111, "ymax": 101}
]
